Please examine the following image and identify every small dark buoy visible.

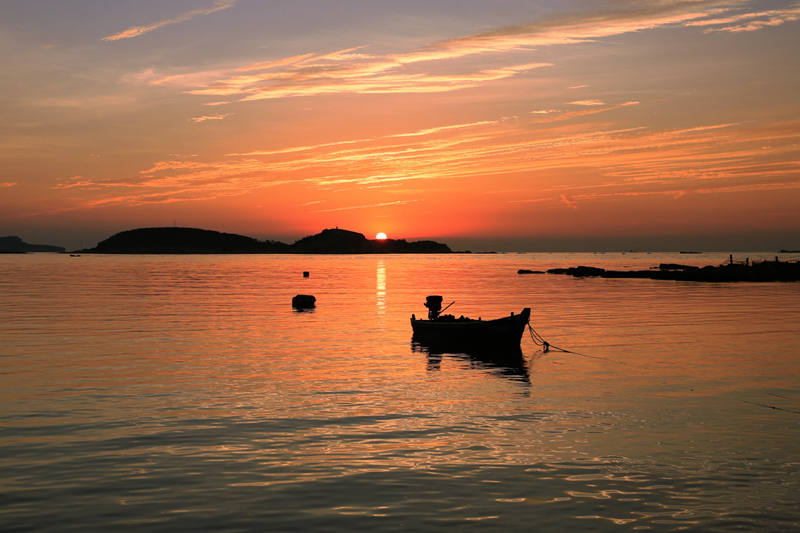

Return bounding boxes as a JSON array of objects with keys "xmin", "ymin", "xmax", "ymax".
[
  {"xmin": 292, "ymin": 294, "xmax": 316, "ymax": 309},
  {"xmin": 303, "ymin": 271, "xmax": 309, "ymax": 277}
]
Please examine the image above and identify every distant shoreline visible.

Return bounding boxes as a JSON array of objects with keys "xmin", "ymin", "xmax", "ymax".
[
  {"xmin": 519, "ymin": 259, "xmax": 800, "ymax": 282},
  {"xmin": 0, "ymin": 236, "xmax": 65, "ymax": 254},
  {"xmin": 75, "ymin": 227, "xmax": 453, "ymax": 255}
]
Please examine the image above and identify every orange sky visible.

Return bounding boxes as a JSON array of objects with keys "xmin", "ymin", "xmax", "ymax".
[{"xmin": 1, "ymin": 1, "xmax": 799, "ymax": 250}]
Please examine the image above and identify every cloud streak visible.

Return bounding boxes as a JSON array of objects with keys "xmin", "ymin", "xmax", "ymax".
[
  {"xmin": 315, "ymin": 200, "xmax": 418, "ymax": 213},
  {"xmin": 686, "ymin": 4, "xmax": 800, "ymax": 32},
  {"xmin": 102, "ymin": 0, "xmax": 236, "ymax": 41},
  {"xmin": 181, "ymin": 60, "xmax": 551, "ymax": 100},
  {"xmin": 52, "ymin": 107, "xmax": 800, "ymax": 213},
  {"xmin": 133, "ymin": 0, "xmax": 800, "ymax": 106},
  {"xmin": 191, "ymin": 113, "xmax": 229, "ymax": 123},
  {"xmin": 128, "ymin": 1, "xmax": 799, "ymax": 104}
]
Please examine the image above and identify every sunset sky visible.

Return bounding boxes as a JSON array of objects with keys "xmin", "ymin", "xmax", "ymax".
[{"xmin": 1, "ymin": 0, "xmax": 799, "ymax": 250}]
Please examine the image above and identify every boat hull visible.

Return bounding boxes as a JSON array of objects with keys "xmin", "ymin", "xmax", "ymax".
[{"xmin": 411, "ymin": 308, "xmax": 530, "ymax": 350}]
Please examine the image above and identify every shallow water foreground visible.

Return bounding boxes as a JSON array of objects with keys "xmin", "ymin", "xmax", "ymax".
[{"xmin": 1, "ymin": 252, "xmax": 799, "ymax": 531}]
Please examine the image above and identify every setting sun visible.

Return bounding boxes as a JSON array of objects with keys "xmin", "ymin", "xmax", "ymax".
[{"xmin": 375, "ymin": 232, "xmax": 387, "ymax": 240}]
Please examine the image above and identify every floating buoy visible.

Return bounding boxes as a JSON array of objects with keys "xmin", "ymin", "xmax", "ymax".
[{"xmin": 292, "ymin": 294, "xmax": 316, "ymax": 309}]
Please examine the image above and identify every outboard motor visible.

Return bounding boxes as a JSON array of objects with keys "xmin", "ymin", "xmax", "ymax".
[{"xmin": 424, "ymin": 295, "xmax": 443, "ymax": 320}]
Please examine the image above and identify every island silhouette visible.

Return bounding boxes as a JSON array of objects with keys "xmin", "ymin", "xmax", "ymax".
[
  {"xmin": 78, "ymin": 227, "xmax": 452, "ymax": 254},
  {"xmin": 0, "ymin": 236, "xmax": 65, "ymax": 253}
]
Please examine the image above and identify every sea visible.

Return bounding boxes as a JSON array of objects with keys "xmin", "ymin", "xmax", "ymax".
[{"xmin": 1, "ymin": 252, "xmax": 799, "ymax": 532}]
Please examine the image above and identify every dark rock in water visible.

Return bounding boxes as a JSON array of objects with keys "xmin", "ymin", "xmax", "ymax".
[
  {"xmin": 659, "ymin": 263, "xmax": 700, "ymax": 271},
  {"xmin": 547, "ymin": 265, "xmax": 606, "ymax": 277},
  {"xmin": 0, "ymin": 236, "xmax": 65, "ymax": 253},
  {"xmin": 292, "ymin": 294, "xmax": 316, "ymax": 309},
  {"xmin": 543, "ymin": 259, "xmax": 800, "ymax": 282},
  {"xmin": 517, "ymin": 269, "xmax": 544, "ymax": 274}
]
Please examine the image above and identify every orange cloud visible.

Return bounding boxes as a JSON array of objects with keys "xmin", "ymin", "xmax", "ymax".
[
  {"xmin": 560, "ymin": 194, "xmax": 578, "ymax": 209},
  {"xmin": 531, "ymin": 101, "xmax": 640, "ymax": 123},
  {"xmin": 315, "ymin": 200, "xmax": 418, "ymax": 213},
  {"xmin": 197, "ymin": 62, "xmax": 552, "ymax": 101},
  {"xmin": 569, "ymin": 99, "xmax": 605, "ymax": 106},
  {"xmin": 190, "ymin": 113, "xmax": 229, "ymax": 123},
  {"xmin": 128, "ymin": 1, "xmax": 793, "ymax": 106},
  {"xmin": 53, "ymin": 109, "xmax": 800, "ymax": 214},
  {"xmin": 410, "ymin": 1, "xmax": 741, "ymax": 61},
  {"xmin": 102, "ymin": 0, "xmax": 236, "ymax": 41},
  {"xmin": 686, "ymin": 5, "xmax": 800, "ymax": 32}
]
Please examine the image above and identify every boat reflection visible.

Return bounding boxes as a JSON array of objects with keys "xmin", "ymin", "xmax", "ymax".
[{"xmin": 411, "ymin": 338, "xmax": 530, "ymax": 383}]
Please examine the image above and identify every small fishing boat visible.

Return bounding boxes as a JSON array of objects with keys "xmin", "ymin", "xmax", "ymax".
[{"xmin": 410, "ymin": 295, "xmax": 530, "ymax": 349}]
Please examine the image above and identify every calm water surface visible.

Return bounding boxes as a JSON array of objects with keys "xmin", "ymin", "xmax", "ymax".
[{"xmin": 1, "ymin": 252, "xmax": 799, "ymax": 531}]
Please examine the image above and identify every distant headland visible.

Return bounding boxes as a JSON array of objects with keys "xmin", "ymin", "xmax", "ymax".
[
  {"xmin": 77, "ymin": 227, "xmax": 452, "ymax": 254},
  {"xmin": 519, "ymin": 259, "xmax": 800, "ymax": 282},
  {"xmin": 0, "ymin": 236, "xmax": 65, "ymax": 254}
]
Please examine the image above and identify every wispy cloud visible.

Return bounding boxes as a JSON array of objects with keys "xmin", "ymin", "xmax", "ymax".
[
  {"xmin": 0, "ymin": 182, "xmax": 17, "ymax": 188},
  {"xmin": 53, "ymin": 176, "xmax": 100, "ymax": 190},
  {"xmin": 686, "ymin": 4, "xmax": 800, "ymax": 32},
  {"xmin": 128, "ymin": 1, "xmax": 798, "ymax": 103},
  {"xmin": 531, "ymin": 101, "xmax": 639, "ymax": 123},
  {"xmin": 102, "ymin": 0, "xmax": 236, "ymax": 41},
  {"xmin": 51, "ymin": 107, "xmax": 800, "ymax": 211},
  {"xmin": 569, "ymin": 99, "xmax": 605, "ymax": 106},
  {"xmin": 190, "ymin": 113, "xmax": 229, "ymax": 123},
  {"xmin": 315, "ymin": 200, "xmax": 418, "ymax": 213},
  {"xmin": 560, "ymin": 194, "xmax": 578, "ymax": 209},
  {"xmin": 411, "ymin": 0, "xmax": 744, "ymax": 60},
  {"xmin": 180, "ymin": 60, "xmax": 551, "ymax": 100}
]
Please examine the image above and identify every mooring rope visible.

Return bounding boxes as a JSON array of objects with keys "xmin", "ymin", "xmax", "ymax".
[
  {"xmin": 739, "ymin": 399, "xmax": 800, "ymax": 415},
  {"xmin": 527, "ymin": 319, "xmax": 798, "ymax": 414},
  {"xmin": 526, "ymin": 320, "xmax": 625, "ymax": 364}
]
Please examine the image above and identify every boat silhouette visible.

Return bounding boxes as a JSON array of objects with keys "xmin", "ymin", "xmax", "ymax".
[{"xmin": 410, "ymin": 295, "xmax": 530, "ymax": 350}]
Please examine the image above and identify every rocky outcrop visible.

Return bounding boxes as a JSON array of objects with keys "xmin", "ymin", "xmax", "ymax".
[{"xmin": 542, "ymin": 261, "xmax": 800, "ymax": 282}]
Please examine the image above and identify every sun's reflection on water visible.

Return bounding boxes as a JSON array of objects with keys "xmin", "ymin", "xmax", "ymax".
[{"xmin": 376, "ymin": 259, "xmax": 386, "ymax": 316}]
